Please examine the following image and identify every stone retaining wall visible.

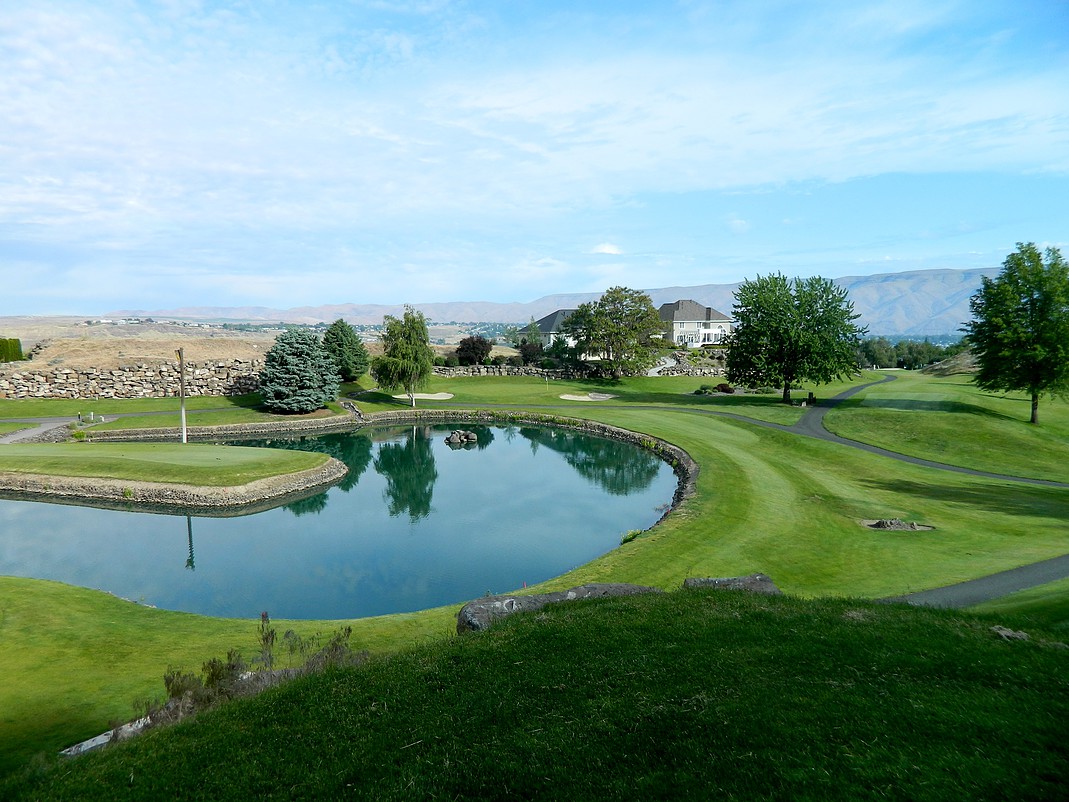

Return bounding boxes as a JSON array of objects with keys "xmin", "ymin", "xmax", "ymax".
[
  {"xmin": 432, "ymin": 365, "xmax": 580, "ymax": 379},
  {"xmin": 0, "ymin": 359, "xmax": 262, "ymax": 400}
]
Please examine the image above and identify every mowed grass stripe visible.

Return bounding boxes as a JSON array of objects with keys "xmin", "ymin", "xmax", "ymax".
[
  {"xmin": 0, "ymin": 443, "xmax": 328, "ymax": 485},
  {"xmin": 824, "ymin": 372, "xmax": 1069, "ymax": 482}
]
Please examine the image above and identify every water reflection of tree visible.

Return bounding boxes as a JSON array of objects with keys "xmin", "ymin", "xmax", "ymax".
[
  {"xmin": 374, "ymin": 427, "xmax": 438, "ymax": 521},
  {"xmin": 231, "ymin": 433, "xmax": 375, "ymax": 517},
  {"xmin": 285, "ymin": 492, "xmax": 329, "ymax": 517},
  {"xmin": 518, "ymin": 427, "xmax": 661, "ymax": 496}
]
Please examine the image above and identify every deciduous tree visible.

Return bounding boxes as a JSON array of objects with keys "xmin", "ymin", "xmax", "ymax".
[
  {"xmin": 259, "ymin": 329, "xmax": 340, "ymax": 414},
  {"xmin": 455, "ymin": 335, "xmax": 493, "ymax": 366},
  {"xmin": 371, "ymin": 306, "xmax": 435, "ymax": 407},
  {"xmin": 727, "ymin": 274, "xmax": 865, "ymax": 403},
  {"xmin": 563, "ymin": 286, "xmax": 663, "ymax": 377},
  {"xmin": 964, "ymin": 243, "xmax": 1069, "ymax": 424}
]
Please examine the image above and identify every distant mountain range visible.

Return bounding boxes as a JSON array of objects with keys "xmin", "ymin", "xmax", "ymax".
[{"xmin": 112, "ymin": 267, "xmax": 999, "ymax": 336}]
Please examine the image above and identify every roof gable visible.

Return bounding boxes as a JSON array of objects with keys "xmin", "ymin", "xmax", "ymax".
[{"xmin": 658, "ymin": 299, "xmax": 731, "ymax": 323}]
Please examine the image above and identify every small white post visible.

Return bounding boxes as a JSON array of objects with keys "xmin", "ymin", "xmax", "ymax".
[{"xmin": 175, "ymin": 348, "xmax": 187, "ymax": 444}]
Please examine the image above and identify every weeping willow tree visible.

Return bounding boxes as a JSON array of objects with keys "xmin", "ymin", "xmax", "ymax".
[{"xmin": 370, "ymin": 306, "xmax": 435, "ymax": 408}]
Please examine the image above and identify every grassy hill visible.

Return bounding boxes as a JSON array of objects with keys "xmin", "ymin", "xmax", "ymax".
[{"xmin": 2, "ymin": 589, "xmax": 1066, "ymax": 800}]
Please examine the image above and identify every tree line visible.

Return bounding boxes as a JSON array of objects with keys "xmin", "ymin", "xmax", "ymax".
[{"xmin": 255, "ymin": 242, "xmax": 1068, "ymax": 425}]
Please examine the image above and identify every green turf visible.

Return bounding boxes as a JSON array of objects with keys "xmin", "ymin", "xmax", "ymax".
[
  {"xmin": 823, "ymin": 371, "xmax": 1069, "ymax": 481},
  {"xmin": 349, "ymin": 372, "xmax": 884, "ymax": 424},
  {"xmin": 1, "ymin": 369, "xmax": 1067, "ymax": 778},
  {"xmin": 0, "ymin": 443, "xmax": 328, "ymax": 485},
  {"xmin": 0, "ymin": 422, "xmax": 30, "ymax": 435},
  {"xmin": 3, "ymin": 590, "xmax": 1065, "ymax": 800},
  {"xmin": 0, "ymin": 578, "xmax": 455, "ymax": 775},
  {"xmin": 969, "ymin": 577, "xmax": 1069, "ymax": 631},
  {"xmin": 0, "ymin": 394, "xmax": 262, "ymax": 420}
]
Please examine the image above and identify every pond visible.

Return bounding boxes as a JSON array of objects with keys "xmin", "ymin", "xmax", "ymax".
[{"xmin": 0, "ymin": 424, "xmax": 677, "ymax": 619}]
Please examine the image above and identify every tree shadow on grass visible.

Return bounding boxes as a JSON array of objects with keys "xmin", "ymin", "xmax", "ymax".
[
  {"xmin": 568, "ymin": 379, "xmax": 788, "ymax": 411},
  {"xmin": 859, "ymin": 478, "xmax": 1069, "ymax": 519},
  {"xmin": 838, "ymin": 397, "xmax": 1019, "ymax": 421}
]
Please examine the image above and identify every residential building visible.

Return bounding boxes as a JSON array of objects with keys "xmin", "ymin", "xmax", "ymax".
[{"xmin": 658, "ymin": 300, "xmax": 733, "ymax": 348}]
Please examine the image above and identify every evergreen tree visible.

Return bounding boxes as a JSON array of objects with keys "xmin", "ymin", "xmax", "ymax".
[
  {"xmin": 258, "ymin": 328, "xmax": 340, "ymax": 414},
  {"xmin": 371, "ymin": 306, "xmax": 435, "ymax": 407},
  {"xmin": 964, "ymin": 243, "xmax": 1069, "ymax": 424},
  {"xmin": 727, "ymin": 274, "xmax": 865, "ymax": 403},
  {"xmin": 322, "ymin": 319, "xmax": 370, "ymax": 382}
]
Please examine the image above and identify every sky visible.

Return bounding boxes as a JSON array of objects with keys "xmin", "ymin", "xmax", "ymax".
[{"xmin": 2, "ymin": 0, "xmax": 1067, "ymax": 315}]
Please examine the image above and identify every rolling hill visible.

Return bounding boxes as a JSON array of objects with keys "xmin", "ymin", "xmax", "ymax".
[{"xmin": 112, "ymin": 266, "xmax": 998, "ymax": 336}]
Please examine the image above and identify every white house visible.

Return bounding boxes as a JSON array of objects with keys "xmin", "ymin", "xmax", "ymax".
[
  {"xmin": 658, "ymin": 300, "xmax": 733, "ymax": 348},
  {"xmin": 531, "ymin": 308, "xmax": 579, "ymax": 348}
]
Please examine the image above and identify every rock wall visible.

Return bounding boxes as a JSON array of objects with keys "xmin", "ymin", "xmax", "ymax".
[
  {"xmin": 0, "ymin": 360, "xmax": 262, "ymax": 399},
  {"xmin": 432, "ymin": 365, "xmax": 580, "ymax": 379}
]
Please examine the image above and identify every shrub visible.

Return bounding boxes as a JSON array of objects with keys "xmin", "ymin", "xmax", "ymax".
[
  {"xmin": 506, "ymin": 355, "xmax": 524, "ymax": 367},
  {"xmin": 715, "ymin": 383, "xmax": 735, "ymax": 394},
  {"xmin": 491, "ymin": 355, "xmax": 507, "ymax": 366},
  {"xmin": 0, "ymin": 338, "xmax": 23, "ymax": 363},
  {"xmin": 456, "ymin": 335, "xmax": 493, "ymax": 366}
]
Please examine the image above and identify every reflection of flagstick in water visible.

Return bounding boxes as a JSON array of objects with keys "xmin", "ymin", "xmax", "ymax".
[{"xmin": 185, "ymin": 515, "xmax": 195, "ymax": 571}]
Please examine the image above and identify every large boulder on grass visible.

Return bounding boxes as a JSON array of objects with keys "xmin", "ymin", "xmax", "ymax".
[
  {"xmin": 456, "ymin": 583, "xmax": 662, "ymax": 633},
  {"xmin": 682, "ymin": 573, "xmax": 782, "ymax": 595}
]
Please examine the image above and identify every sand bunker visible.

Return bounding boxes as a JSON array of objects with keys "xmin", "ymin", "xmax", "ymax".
[
  {"xmin": 559, "ymin": 392, "xmax": 618, "ymax": 402},
  {"xmin": 392, "ymin": 392, "xmax": 455, "ymax": 400}
]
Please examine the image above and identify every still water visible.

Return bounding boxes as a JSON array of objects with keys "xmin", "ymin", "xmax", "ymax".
[{"xmin": 0, "ymin": 425, "xmax": 676, "ymax": 619}]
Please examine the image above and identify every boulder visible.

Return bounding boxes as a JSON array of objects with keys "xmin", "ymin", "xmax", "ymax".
[
  {"xmin": 682, "ymin": 573, "xmax": 782, "ymax": 595},
  {"xmin": 456, "ymin": 582, "xmax": 662, "ymax": 633}
]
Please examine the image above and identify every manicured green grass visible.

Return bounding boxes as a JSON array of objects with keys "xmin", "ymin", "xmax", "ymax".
[
  {"xmin": 351, "ymin": 372, "xmax": 882, "ymax": 425},
  {"xmin": 551, "ymin": 406, "xmax": 1069, "ymax": 599},
  {"xmin": 1, "ymin": 369, "xmax": 1067, "ymax": 778},
  {"xmin": 0, "ymin": 443, "xmax": 328, "ymax": 485},
  {"xmin": 89, "ymin": 401, "xmax": 347, "ymax": 431},
  {"xmin": 0, "ymin": 394, "xmax": 262, "ymax": 420},
  {"xmin": 970, "ymin": 577, "xmax": 1069, "ymax": 632},
  {"xmin": 0, "ymin": 422, "xmax": 29, "ymax": 435},
  {"xmin": 4, "ymin": 590, "xmax": 1066, "ymax": 800},
  {"xmin": 0, "ymin": 578, "xmax": 455, "ymax": 775},
  {"xmin": 824, "ymin": 371, "xmax": 1069, "ymax": 481}
]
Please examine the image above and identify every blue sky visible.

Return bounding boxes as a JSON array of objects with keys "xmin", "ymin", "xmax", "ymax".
[{"xmin": 2, "ymin": 0, "xmax": 1066, "ymax": 314}]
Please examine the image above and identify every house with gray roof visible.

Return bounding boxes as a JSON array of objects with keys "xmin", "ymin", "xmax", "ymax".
[
  {"xmin": 532, "ymin": 308, "xmax": 579, "ymax": 347},
  {"xmin": 658, "ymin": 300, "xmax": 733, "ymax": 348}
]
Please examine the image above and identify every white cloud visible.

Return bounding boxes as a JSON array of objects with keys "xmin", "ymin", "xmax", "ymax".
[
  {"xmin": 590, "ymin": 243, "xmax": 623, "ymax": 255},
  {"xmin": 727, "ymin": 215, "xmax": 751, "ymax": 234}
]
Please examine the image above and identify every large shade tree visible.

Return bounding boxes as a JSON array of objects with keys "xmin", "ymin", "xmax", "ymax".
[
  {"xmin": 563, "ymin": 286, "xmax": 664, "ymax": 377},
  {"xmin": 259, "ymin": 328, "xmax": 340, "ymax": 414},
  {"xmin": 727, "ymin": 274, "xmax": 865, "ymax": 404},
  {"xmin": 371, "ymin": 306, "xmax": 435, "ymax": 407},
  {"xmin": 322, "ymin": 319, "xmax": 370, "ymax": 383},
  {"xmin": 964, "ymin": 243, "xmax": 1069, "ymax": 424}
]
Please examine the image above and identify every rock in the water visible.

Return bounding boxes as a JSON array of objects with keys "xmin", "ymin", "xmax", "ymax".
[
  {"xmin": 682, "ymin": 573, "xmax": 782, "ymax": 595},
  {"xmin": 456, "ymin": 582, "xmax": 662, "ymax": 633},
  {"xmin": 445, "ymin": 429, "xmax": 479, "ymax": 446}
]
